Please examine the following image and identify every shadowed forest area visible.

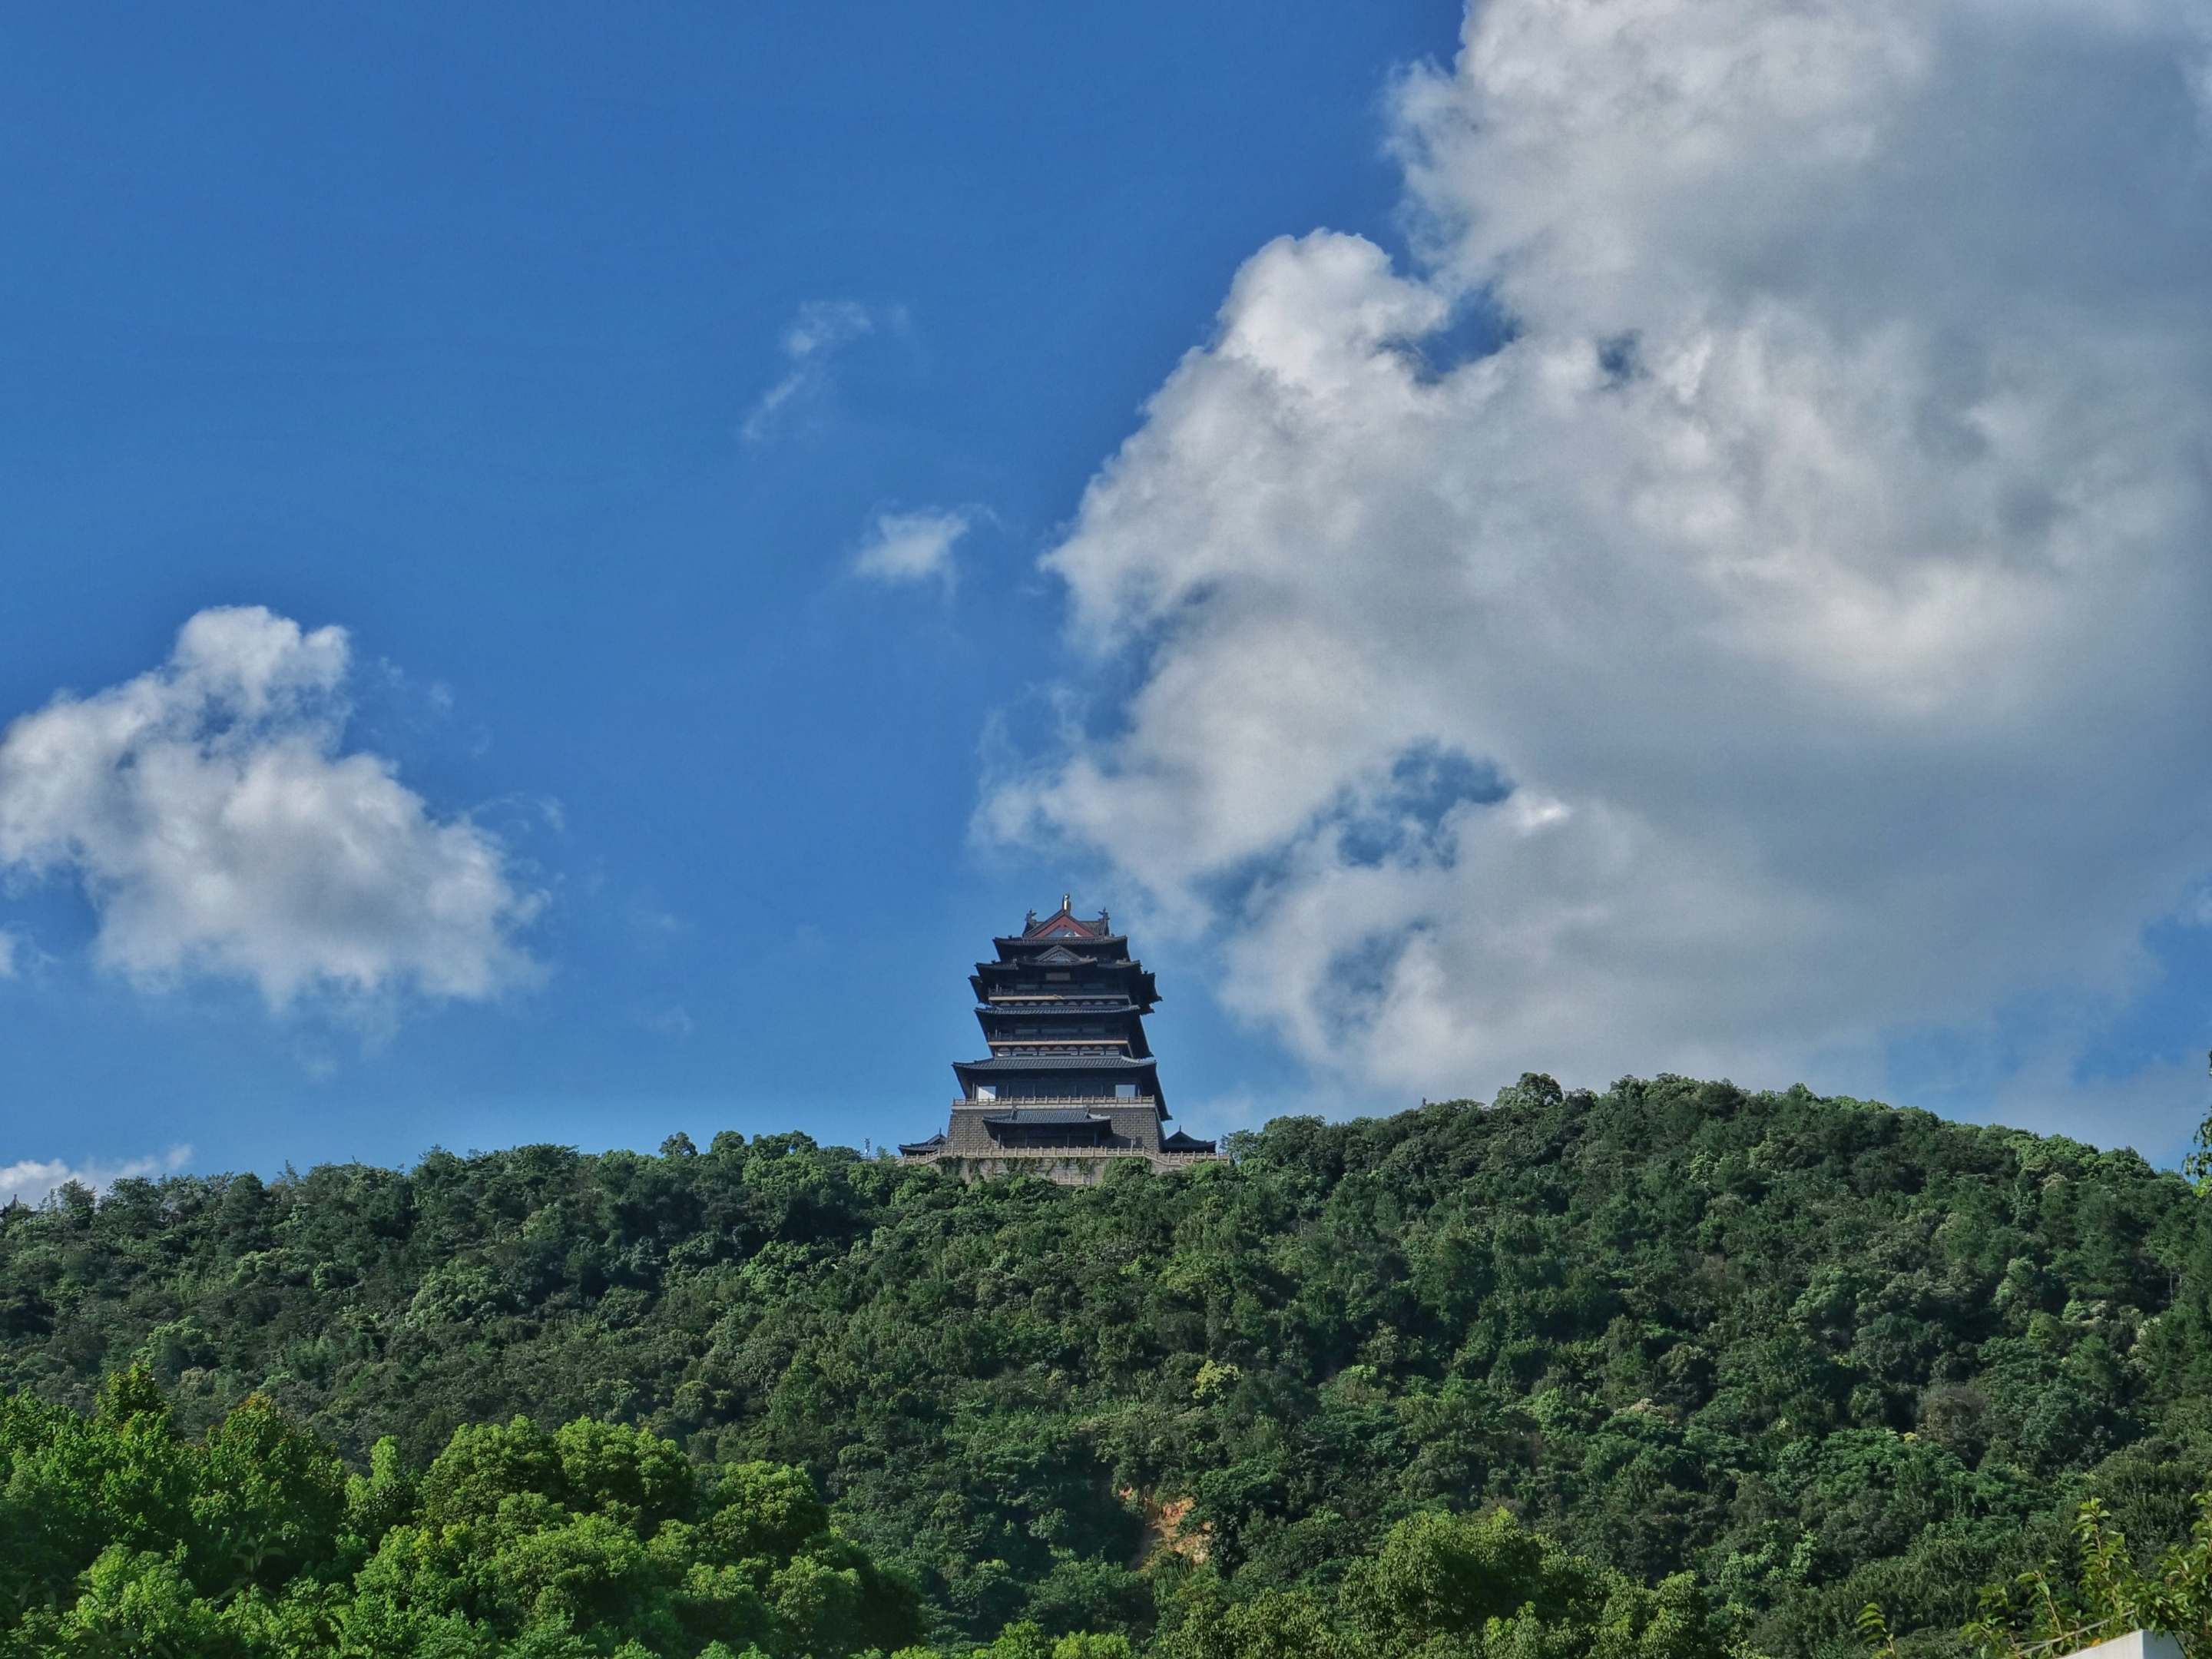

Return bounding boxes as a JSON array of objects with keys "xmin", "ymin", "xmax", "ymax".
[{"xmin": 3, "ymin": 1075, "xmax": 2210, "ymax": 1658}]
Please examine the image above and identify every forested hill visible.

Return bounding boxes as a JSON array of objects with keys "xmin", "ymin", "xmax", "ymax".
[{"xmin": 5, "ymin": 1074, "xmax": 2210, "ymax": 1658}]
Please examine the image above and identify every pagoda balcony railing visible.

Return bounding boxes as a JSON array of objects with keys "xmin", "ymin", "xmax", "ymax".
[
  {"xmin": 986, "ymin": 1044, "xmax": 1132, "ymax": 1057},
  {"xmin": 954, "ymin": 1095, "xmax": 1155, "ymax": 1107}
]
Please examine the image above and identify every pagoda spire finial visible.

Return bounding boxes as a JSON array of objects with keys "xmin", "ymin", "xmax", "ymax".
[{"xmin": 1061, "ymin": 892, "xmax": 1071, "ymax": 912}]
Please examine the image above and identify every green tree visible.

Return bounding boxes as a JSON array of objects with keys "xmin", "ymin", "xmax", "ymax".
[
  {"xmin": 1159, "ymin": 1508, "xmax": 1725, "ymax": 1659},
  {"xmin": 5, "ymin": 1081, "xmax": 2212, "ymax": 1654},
  {"xmin": 0, "ymin": 1373, "xmax": 922, "ymax": 1659}
]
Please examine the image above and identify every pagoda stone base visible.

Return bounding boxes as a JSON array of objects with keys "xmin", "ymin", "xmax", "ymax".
[
  {"xmin": 898, "ymin": 1096, "xmax": 1221, "ymax": 1185},
  {"xmin": 901, "ymin": 1147, "xmax": 1224, "ymax": 1185}
]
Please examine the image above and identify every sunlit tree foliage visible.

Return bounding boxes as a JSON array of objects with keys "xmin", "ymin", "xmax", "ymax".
[{"xmin": 4, "ymin": 1077, "xmax": 2210, "ymax": 1659}]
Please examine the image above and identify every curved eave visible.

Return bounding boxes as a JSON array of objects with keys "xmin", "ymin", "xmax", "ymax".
[{"xmin": 972, "ymin": 963, "xmax": 1158, "ymax": 1012}]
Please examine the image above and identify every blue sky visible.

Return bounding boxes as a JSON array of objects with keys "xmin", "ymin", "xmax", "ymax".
[
  {"xmin": 0, "ymin": 2, "xmax": 1454, "ymax": 1181},
  {"xmin": 6, "ymin": 0, "xmax": 2212, "ymax": 1190}
]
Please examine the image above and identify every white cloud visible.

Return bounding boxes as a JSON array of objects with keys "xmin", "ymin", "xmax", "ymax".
[
  {"xmin": 741, "ymin": 300, "xmax": 876, "ymax": 441},
  {"xmin": 0, "ymin": 1145, "xmax": 191, "ymax": 1208},
  {"xmin": 0, "ymin": 606, "xmax": 541, "ymax": 1008},
  {"xmin": 643, "ymin": 1005, "xmax": 694, "ymax": 1037},
  {"xmin": 854, "ymin": 507, "xmax": 975, "ymax": 589},
  {"xmin": 990, "ymin": 0, "xmax": 2212, "ymax": 1124}
]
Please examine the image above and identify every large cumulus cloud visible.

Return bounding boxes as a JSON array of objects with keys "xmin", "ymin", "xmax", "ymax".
[
  {"xmin": 989, "ymin": 0, "xmax": 2212, "ymax": 1107},
  {"xmin": 0, "ymin": 607, "xmax": 541, "ymax": 1008}
]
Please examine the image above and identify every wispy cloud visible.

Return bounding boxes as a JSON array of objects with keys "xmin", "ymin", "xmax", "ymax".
[
  {"xmin": 643, "ymin": 1005, "xmax": 694, "ymax": 1037},
  {"xmin": 0, "ymin": 1145, "xmax": 192, "ymax": 1208},
  {"xmin": 853, "ymin": 506, "xmax": 976, "ymax": 591},
  {"xmin": 741, "ymin": 300, "xmax": 877, "ymax": 442}
]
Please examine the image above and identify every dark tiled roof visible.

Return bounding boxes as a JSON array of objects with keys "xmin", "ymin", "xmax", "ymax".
[
  {"xmin": 1018, "ymin": 906, "xmax": 1111, "ymax": 940},
  {"xmin": 981, "ymin": 1108, "xmax": 1112, "ymax": 1126},
  {"xmin": 979, "ymin": 1008, "xmax": 1139, "ymax": 1018},
  {"xmin": 956, "ymin": 1054, "xmax": 1154, "ymax": 1071}
]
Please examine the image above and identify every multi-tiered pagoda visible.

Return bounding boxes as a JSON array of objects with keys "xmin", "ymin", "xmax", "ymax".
[{"xmin": 899, "ymin": 899, "xmax": 1220, "ymax": 1183}]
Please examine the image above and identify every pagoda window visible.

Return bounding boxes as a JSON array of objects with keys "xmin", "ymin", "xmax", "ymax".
[{"xmin": 975, "ymin": 1085, "xmax": 996, "ymax": 1101}]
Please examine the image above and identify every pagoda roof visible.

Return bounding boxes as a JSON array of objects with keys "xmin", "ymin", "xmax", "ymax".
[
  {"xmin": 979, "ymin": 995, "xmax": 1139, "ymax": 1007},
  {"xmin": 978, "ymin": 957, "xmax": 1144, "ymax": 975},
  {"xmin": 981, "ymin": 1108, "xmax": 1112, "ymax": 1126},
  {"xmin": 957, "ymin": 1053, "xmax": 1154, "ymax": 1071},
  {"xmin": 974, "ymin": 960, "xmax": 1157, "ymax": 1008},
  {"xmin": 1017, "ymin": 898, "xmax": 1112, "ymax": 941},
  {"xmin": 979, "ymin": 998, "xmax": 1157, "ymax": 1018},
  {"xmin": 985, "ymin": 942, "xmax": 1134, "ymax": 962}
]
